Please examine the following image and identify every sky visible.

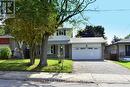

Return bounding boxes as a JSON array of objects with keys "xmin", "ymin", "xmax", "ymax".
[{"xmin": 66, "ymin": 0, "xmax": 130, "ymax": 44}]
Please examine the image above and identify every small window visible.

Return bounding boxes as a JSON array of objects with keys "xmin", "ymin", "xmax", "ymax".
[
  {"xmin": 56, "ymin": 30, "xmax": 66, "ymax": 36},
  {"xmin": 88, "ymin": 48, "xmax": 93, "ymax": 49},
  {"xmin": 80, "ymin": 48, "xmax": 86, "ymax": 50},
  {"xmin": 56, "ymin": 30, "xmax": 58, "ymax": 36},
  {"xmin": 94, "ymin": 48, "xmax": 98, "ymax": 49},
  {"xmin": 75, "ymin": 48, "xmax": 79, "ymax": 50},
  {"xmin": 64, "ymin": 30, "xmax": 66, "ymax": 35},
  {"xmin": 51, "ymin": 45, "xmax": 55, "ymax": 54},
  {"xmin": 59, "ymin": 30, "xmax": 62, "ymax": 35}
]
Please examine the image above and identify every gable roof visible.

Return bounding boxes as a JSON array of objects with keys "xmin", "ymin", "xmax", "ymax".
[
  {"xmin": 0, "ymin": 35, "xmax": 13, "ymax": 38},
  {"xmin": 116, "ymin": 39, "xmax": 130, "ymax": 43},
  {"xmin": 107, "ymin": 38, "xmax": 130, "ymax": 47},
  {"xmin": 69, "ymin": 37, "xmax": 106, "ymax": 44}
]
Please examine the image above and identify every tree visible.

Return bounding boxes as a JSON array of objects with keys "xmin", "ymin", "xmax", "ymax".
[
  {"xmin": 76, "ymin": 25, "xmax": 106, "ymax": 38},
  {"xmin": 5, "ymin": 0, "xmax": 96, "ymax": 67},
  {"xmin": 39, "ymin": 0, "xmax": 97, "ymax": 66},
  {"xmin": 0, "ymin": 26, "xmax": 5, "ymax": 35},
  {"xmin": 5, "ymin": 0, "xmax": 59, "ymax": 65},
  {"xmin": 111, "ymin": 35, "xmax": 122, "ymax": 44},
  {"xmin": 125, "ymin": 34, "xmax": 130, "ymax": 39}
]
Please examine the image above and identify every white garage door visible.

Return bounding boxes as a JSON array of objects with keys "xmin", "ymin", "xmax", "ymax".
[{"xmin": 72, "ymin": 47, "xmax": 102, "ymax": 60}]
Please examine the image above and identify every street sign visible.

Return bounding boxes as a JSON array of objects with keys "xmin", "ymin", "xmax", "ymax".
[{"xmin": 0, "ymin": 0, "xmax": 15, "ymax": 19}]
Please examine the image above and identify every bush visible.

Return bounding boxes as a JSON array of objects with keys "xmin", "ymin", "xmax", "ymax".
[{"xmin": 0, "ymin": 47, "xmax": 12, "ymax": 59}]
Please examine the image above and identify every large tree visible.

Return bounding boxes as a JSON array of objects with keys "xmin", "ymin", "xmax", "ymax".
[
  {"xmin": 111, "ymin": 35, "xmax": 122, "ymax": 44},
  {"xmin": 5, "ymin": 0, "xmax": 96, "ymax": 66},
  {"xmin": 5, "ymin": 0, "xmax": 59, "ymax": 65},
  {"xmin": 76, "ymin": 25, "xmax": 106, "ymax": 38},
  {"xmin": 39, "ymin": 0, "xmax": 96, "ymax": 66}
]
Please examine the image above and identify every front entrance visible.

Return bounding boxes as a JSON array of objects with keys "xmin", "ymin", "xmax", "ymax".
[
  {"xmin": 125, "ymin": 45, "xmax": 130, "ymax": 56},
  {"xmin": 47, "ymin": 44, "xmax": 71, "ymax": 58}
]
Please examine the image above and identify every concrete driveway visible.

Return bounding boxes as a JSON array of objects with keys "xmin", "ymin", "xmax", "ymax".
[{"xmin": 73, "ymin": 60, "xmax": 130, "ymax": 75}]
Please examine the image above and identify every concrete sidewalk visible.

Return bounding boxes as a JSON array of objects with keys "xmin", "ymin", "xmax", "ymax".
[{"xmin": 0, "ymin": 71, "xmax": 130, "ymax": 84}]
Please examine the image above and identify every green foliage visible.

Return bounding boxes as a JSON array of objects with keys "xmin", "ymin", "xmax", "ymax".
[
  {"xmin": 111, "ymin": 35, "xmax": 122, "ymax": 44},
  {"xmin": 76, "ymin": 25, "xmax": 106, "ymax": 38},
  {"xmin": 0, "ymin": 27, "xmax": 5, "ymax": 35},
  {"xmin": 5, "ymin": 0, "xmax": 58, "ymax": 44},
  {"xmin": 0, "ymin": 59, "xmax": 72, "ymax": 73},
  {"xmin": 0, "ymin": 47, "xmax": 12, "ymax": 59},
  {"xmin": 125, "ymin": 34, "xmax": 130, "ymax": 39}
]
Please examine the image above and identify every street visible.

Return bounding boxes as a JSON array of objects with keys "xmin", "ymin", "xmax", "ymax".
[{"xmin": 0, "ymin": 79, "xmax": 130, "ymax": 87}]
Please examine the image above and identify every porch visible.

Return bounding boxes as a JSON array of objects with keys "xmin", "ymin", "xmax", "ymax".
[{"xmin": 47, "ymin": 44, "xmax": 72, "ymax": 59}]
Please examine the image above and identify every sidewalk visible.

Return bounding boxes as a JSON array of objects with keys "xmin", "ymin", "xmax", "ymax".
[{"xmin": 0, "ymin": 71, "xmax": 130, "ymax": 84}]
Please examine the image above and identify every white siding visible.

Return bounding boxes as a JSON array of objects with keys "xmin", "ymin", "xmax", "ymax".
[
  {"xmin": 72, "ymin": 43, "xmax": 102, "ymax": 60},
  {"xmin": 119, "ymin": 44, "xmax": 125, "ymax": 56}
]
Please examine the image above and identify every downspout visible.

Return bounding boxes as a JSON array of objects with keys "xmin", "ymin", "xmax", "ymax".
[{"xmin": 117, "ymin": 44, "xmax": 120, "ymax": 60}]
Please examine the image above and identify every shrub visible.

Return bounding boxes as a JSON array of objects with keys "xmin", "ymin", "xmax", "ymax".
[{"xmin": 0, "ymin": 47, "xmax": 12, "ymax": 59}]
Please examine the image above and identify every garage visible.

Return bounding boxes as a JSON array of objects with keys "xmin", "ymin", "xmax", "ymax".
[{"xmin": 70, "ymin": 38, "xmax": 106, "ymax": 60}]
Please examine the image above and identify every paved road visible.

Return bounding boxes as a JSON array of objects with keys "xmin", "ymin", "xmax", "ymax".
[
  {"xmin": 73, "ymin": 60, "xmax": 130, "ymax": 75},
  {"xmin": 0, "ymin": 79, "xmax": 130, "ymax": 87}
]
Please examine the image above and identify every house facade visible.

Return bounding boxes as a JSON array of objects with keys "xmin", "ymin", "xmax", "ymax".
[
  {"xmin": 47, "ymin": 27, "xmax": 106, "ymax": 60},
  {"xmin": 47, "ymin": 27, "xmax": 73, "ymax": 59},
  {"xmin": 106, "ymin": 38, "xmax": 130, "ymax": 61}
]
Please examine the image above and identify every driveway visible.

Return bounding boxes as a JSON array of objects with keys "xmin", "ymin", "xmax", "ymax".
[{"xmin": 73, "ymin": 60, "xmax": 130, "ymax": 75}]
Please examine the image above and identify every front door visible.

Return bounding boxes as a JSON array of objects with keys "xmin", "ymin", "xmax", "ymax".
[{"xmin": 125, "ymin": 45, "xmax": 130, "ymax": 56}]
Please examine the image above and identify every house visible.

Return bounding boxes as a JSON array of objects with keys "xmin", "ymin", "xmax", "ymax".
[
  {"xmin": 106, "ymin": 38, "xmax": 130, "ymax": 61},
  {"xmin": 47, "ymin": 27, "xmax": 106, "ymax": 60},
  {"xmin": 0, "ymin": 35, "xmax": 13, "ymax": 48},
  {"xmin": 48, "ymin": 27, "xmax": 72, "ymax": 58}
]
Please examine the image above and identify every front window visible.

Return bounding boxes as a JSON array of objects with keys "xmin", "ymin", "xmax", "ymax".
[
  {"xmin": 51, "ymin": 45, "xmax": 55, "ymax": 54},
  {"xmin": 125, "ymin": 45, "xmax": 130, "ymax": 56},
  {"xmin": 56, "ymin": 30, "xmax": 66, "ymax": 36}
]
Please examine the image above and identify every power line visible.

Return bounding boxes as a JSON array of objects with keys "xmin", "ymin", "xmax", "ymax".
[{"xmin": 86, "ymin": 9, "xmax": 130, "ymax": 12}]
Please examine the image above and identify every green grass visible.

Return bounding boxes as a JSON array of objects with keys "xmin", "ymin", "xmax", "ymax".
[
  {"xmin": 0, "ymin": 59, "xmax": 73, "ymax": 73},
  {"xmin": 115, "ymin": 61, "xmax": 130, "ymax": 69}
]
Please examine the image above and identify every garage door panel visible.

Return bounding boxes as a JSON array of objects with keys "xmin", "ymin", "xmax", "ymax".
[{"xmin": 72, "ymin": 47, "xmax": 102, "ymax": 60}]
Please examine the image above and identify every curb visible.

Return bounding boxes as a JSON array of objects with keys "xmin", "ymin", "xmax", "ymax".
[{"xmin": 0, "ymin": 77, "xmax": 95, "ymax": 83}]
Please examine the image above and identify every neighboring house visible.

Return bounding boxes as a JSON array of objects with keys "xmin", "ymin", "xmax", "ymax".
[
  {"xmin": 47, "ymin": 27, "xmax": 106, "ymax": 60},
  {"xmin": 106, "ymin": 38, "xmax": 130, "ymax": 61},
  {"xmin": 0, "ymin": 35, "xmax": 13, "ymax": 48}
]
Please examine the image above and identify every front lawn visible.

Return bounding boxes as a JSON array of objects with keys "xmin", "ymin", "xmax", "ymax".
[
  {"xmin": 0, "ymin": 59, "xmax": 73, "ymax": 73},
  {"xmin": 115, "ymin": 61, "xmax": 130, "ymax": 69}
]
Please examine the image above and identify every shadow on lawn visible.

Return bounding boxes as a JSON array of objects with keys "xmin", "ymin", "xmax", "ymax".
[{"xmin": 32, "ymin": 63, "xmax": 64, "ymax": 73}]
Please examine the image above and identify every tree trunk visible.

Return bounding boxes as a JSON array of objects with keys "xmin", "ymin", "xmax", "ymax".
[
  {"xmin": 30, "ymin": 43, "xmax": 36, "ymax": 65},
  {"xmin": 29, "ymin": 46, "xmax": 35, "ymax": 65},
  {"xmin": 16, "ymin": 41, "xmax": 24, "ymax": 58},
  {"xmin": 38, "ymin": 35, "xmax": 49, "ymax": 67}
]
